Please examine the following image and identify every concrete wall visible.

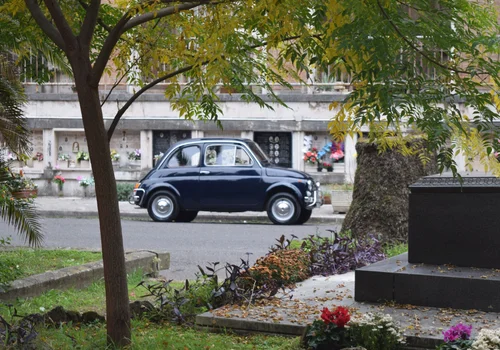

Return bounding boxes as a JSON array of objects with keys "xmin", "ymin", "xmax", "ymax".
[{"xmin": 14, "ymin": 91, "xmax": 476, "ymax": 195}]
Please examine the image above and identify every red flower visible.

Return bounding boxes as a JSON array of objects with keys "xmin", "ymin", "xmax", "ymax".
[{"xmin": 321, "ymin": 306, "xmax": 350, "ymax": 328}]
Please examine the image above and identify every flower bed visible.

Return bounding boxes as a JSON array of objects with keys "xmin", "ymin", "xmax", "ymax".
[{"xmin": 302, "ymin": 306, "xmax": 405, "ymax": 350}]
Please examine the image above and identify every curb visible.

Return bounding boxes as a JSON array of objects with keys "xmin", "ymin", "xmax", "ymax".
[
  {"xmin": 0, "ymin": 250, "xmax": 170, "ymax": 301},
  {"xmin": 195, "ymin": 313, "xmax": 440, "ymax": 349},
  {"xmin": 38, "ymin": 210, "xmax": 344, "ymax": 225}
]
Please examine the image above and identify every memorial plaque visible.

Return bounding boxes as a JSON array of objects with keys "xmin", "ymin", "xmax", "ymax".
[
  {"xmin": 153, "ymin": 130, "xmax": 190, "ymax": 161},
  {"xmin": 254, "ymin": 132, "xmax": 292, "ymax": 168}
]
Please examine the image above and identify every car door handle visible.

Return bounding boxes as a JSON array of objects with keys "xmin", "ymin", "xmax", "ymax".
[{"xmin": 200, "ymin": 170, "xmax": 210, "ymax": 175}]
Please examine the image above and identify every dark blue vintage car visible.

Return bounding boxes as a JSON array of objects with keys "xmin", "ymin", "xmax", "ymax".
[{"xmin": 132, "ymin": 138, "xmax": 322, "ymax": 225}]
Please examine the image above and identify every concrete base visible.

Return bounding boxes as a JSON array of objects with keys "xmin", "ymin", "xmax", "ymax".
[
  {"xmin": 355, "ymin": 253, "xmax": 500, "ymax": 312},
  {"xmin": 0, "ymin": 250, "xmax": 170, "ymax": 301}
]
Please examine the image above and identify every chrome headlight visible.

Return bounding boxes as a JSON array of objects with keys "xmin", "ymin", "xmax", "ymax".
[{"xmin": 307, "ymin": 180, "xmax": 313, "ymax": 191}]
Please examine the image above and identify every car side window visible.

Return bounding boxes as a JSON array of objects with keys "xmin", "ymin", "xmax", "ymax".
[
  {"xmin": 205, "ymin": 145, "xmax": 253, "ymax": 166},
  {"xmin": 165, "ymin": 146, "xmax": 200, "ymax": 168},
  {"xmin": 235, "ymin": 147, "xmax": 253, "ymax": 166}
]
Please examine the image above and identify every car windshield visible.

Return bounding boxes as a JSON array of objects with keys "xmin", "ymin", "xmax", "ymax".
[{"xmin": 246, "ymin": 141, "xmax": 270, "ymax": 166}]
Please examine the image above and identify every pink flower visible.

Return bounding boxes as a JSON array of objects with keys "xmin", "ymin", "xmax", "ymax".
[{"xmin": 443, "ymin": 323, "xmax": 472, "ymax": 342}]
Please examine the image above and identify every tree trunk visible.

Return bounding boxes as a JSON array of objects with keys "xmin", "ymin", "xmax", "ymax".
[
  {"xmin": 341, "ymin": 139, "xmax": 437, "ymax": 244},
  {"xmin": 71, "ymin": 59, "xmax": 131, "ymax": 346}
]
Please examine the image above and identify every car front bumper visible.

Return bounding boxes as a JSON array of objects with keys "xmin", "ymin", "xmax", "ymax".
[
  {"xmin": 133, "ymin": 188, "xmax": 145, "ymax": 206},
  {"xmin": 305, "ymin": 187, "xmax": 322, "ymax": 209}
]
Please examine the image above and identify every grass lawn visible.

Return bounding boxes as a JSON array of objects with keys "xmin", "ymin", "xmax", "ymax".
[
  {"xmin": 34, "ymin": 321, "xmax": 300, "ymax": 349},
  {"xmin": 0, "ymin": 248, "xmax": 102, "ymax": 281},
  {"xmin": 1, "ymin": 270, "xmax": 145, "ymax": 316},
  {"xmin": 1, "ymin": 268, "xmax": 300, "ymax": 349}
]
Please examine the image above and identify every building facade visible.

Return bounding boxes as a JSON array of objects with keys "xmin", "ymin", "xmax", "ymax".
[{"xmin": 9, "ymin": 83, "xmax": 361, "ymax": 196}]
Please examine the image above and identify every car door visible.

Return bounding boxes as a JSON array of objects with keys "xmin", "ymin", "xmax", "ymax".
[
  {"xmin": 198, "ymin": 143, "xmax": 263, "ymax": 210},
  {"xmin": 153, "ymin": 144, "xmax": 201, "ymax": 209}
]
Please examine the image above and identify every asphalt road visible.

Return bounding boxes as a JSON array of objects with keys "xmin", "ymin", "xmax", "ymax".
[{"xmin": 3, "ymin": 218, "xmax": 340, "ymax": 280}]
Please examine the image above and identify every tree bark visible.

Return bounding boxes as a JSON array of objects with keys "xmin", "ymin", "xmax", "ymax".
[
  {"xmin": 70, "ymin": 54, "xmax": 131, "ymax": 346},
  {"xmin": 341, "ymin": 139, "xmax": 437, "ymax": 244}
]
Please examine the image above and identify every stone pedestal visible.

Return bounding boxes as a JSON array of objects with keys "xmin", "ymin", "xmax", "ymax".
[
  {"xmin": 355, "ymin": 172, "xmax": 500, "ymax": 312},
  {"xmin": 408, "ymin": 173, "xmax": 500, "ymax": 269}
]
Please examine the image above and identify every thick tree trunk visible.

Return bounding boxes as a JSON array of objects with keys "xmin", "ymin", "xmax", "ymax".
[
  {"xmin": 341, "ymin": 139, "xmax": 437, "ymax": 244},
  {"xmin": 71, "ymin": 60, "xmax": 131, "ymax": 346}
]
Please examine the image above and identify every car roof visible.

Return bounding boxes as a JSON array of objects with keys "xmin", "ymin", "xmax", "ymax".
[{"xmin": 173, "ymin": 137, "xmax": 253, "ymax": 146}]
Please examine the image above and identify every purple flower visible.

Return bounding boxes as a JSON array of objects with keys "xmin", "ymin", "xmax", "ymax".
[{"xmin": 443, "ymin": 323, "xmax": 472, "ymax": 342}]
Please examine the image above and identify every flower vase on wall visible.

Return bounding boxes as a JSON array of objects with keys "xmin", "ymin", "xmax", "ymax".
[
  {"xmin": 317, "ymin": 165, "xmax": 323, "ymax": 172},
  {"xmin": 58, "ymin": 184, "xmax": 64, "ymax": 197}
]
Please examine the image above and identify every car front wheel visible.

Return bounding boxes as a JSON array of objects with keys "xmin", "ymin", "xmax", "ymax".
[
  {"xmin": 175, "ymin": 211, "xmax": 198, "ymax": 223},
  {"xmin": 267, "ymin": 193, "xmax": 301, "ymax": 225},
  {"xmin": 295, "ymin": 208, "xmax": 312, "ymax": 225},
  {"xmin": 147, "ymin": 191, "xmax": 179, "ymax": 222}
]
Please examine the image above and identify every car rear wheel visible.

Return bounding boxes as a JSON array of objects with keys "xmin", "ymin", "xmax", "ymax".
[
  {"xmin": 295, "ymin": 208, "xmax": 312, "ymax": 225},
  {"xmin": 266, "ymin": 193, "xmax": 301, "ymax": 225},
  {"xmin": 147, "ymin": 191, "xmax": 179, "ymax": 222},
  {"xmin": 175, "ymin": 211, "xmax": 198, "ymax": 223}
]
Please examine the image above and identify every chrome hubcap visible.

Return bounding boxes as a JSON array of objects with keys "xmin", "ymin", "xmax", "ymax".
[
  {"xmin": 153, "ymin": 196, "xmax": 174, "ymax": 218},
  {"xmin": 272, "ymin": 198, "xmax": 294, "ymax": 222}
]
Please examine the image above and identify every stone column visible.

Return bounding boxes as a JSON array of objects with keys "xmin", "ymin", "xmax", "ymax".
[
  {"xmin": 140, "ymin": 130, "xmax": 152, "ymax": 169},
  {"xmin": 191, "ymin": 130, "xmax": 204, "ymax": 139},
  {"xmin": 43, "ymin": 129, "xmax": 56, "ymax": 169},
  {"xmin": 293, "ymin": 131, "xmax": 305, "ymax": 170},
  {"xmin": 241, "ymin": 131, "xmax": 253, "ymax": 140},
  {"xmin": 344, "ymin": 134, "xmax": 357, "ymax": 183}
]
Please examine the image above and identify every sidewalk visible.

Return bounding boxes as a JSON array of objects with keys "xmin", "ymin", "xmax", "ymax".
[{"xmin": 33, "ymin": 196, "xmax": 345, "ymax": 225}]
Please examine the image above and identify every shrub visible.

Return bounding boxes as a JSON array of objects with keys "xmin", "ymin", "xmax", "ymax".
[
  {"xmin": 116, "ymin": 182, "xmax": 135, "ymax": 201},
  {"xmin": 138, "ymin": 279, "xmax": 213, "ymax": 324},
  {"xmin": 0, "ymin": 305, "xmax": 40, "ymax": 347},
  {"xmin": 245, "ymin": 249, "xmax": 310, "ymax": 292},
  {"xmin": 307, "ymin": 230, "xmax": 385, "ymax": 276}
]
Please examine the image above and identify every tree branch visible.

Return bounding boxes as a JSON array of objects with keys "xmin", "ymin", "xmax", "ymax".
[
  {"xmin": 24, "ymin": 0, "xmax": 65, "ymax": 50},
  {"xmin": 123, "ymin": 2, "xmax": 207, "ymax": 31},
  {"xmin": 107, "ymin": 64, "xmax": 197, "ymax": 141},
  {"xmin": 77, "ymin": 0, "xmax": 113, "ymax": 33},
  {"xmin": 106, "ymin": 33, "xmax": 313, "ymax": 140},
  {"xmin": 101, "ymin": 20, "xmax": 168, "ymax": 106},
  {"xmin": 43, "ymin": 0, "xmax": 77, "ymax": 50},
  {"xmin": 376, "ymin": 0, "xmax": 469, "ymax": 75},
  {"xmin": 91, "ymin": 12, "xmax": 132, "ymax": 87},
  {"xmin": 92, "ymin": 1, "xmax": 206, "ymax": 87},
  {"xmin": 80, "ymin": 0, "xmax": 101, "ymax": 48}
]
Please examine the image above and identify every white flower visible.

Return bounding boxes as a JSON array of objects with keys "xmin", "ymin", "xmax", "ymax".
[{"xmin": 472, "ymin": 328, "xmax": 500, "ymax": 350}]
